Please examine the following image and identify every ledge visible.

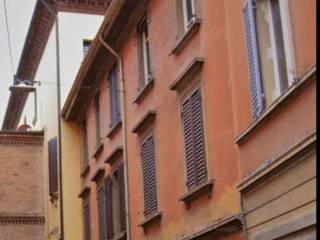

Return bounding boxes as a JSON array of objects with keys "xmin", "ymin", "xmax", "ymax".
[
  {"xmin": 80, "ymin": 164, "xmax": 90, "ymax": 177},
  {"xmin": 178, "ymin": 214, "xmax": 243, "ymax": 240},
  {"xmin": 179, "ymin": 179, "xmax": 214, "ymax": 206},
  {"xmin": 237, "ymin": 130, "xmax": 316, "ymax": 192},
  {"xmin": 90, "ymin": 166, "xmax": 105, "ymax": 182},
  {"xmin": 114, "ymin": 231, "xmax": 127, "ymax": 240},
  {"xmin": 106, "ymin": 120, "xmax": 122, "ymax": 139},
  {"xmin": 78, "ymin": 186, "xmax": 91, "ymax": 199},
  {"xmin": 235, "ymin": 66, "xmax": 316, "ymax": 145},
  {"xmin": 169, "ymin": 57, "xmax": 204, "ymax": 91},
  {"xmin": 92, "ymin": 142, "xmax": 104, "ymax": 159},
  {"xmin": 171, "ymin": 17, "xmax": 201, "ymax": 55},
  {"xmin": 105, "ymin": 146, "xmax": 123, "ymax": 165},
  {"xmin": 133, "ymin": 77, "xmax": 154, "ymax": 104},
  {"xmin": 131, "ymin": 111, "xmax": 156, "ymax": 134},
  {"xmin": 138, "ymin": 212, "xmax": 162, "ymax": 228}
]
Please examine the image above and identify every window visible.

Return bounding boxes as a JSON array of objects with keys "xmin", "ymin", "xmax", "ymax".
[
  {"xmin": 83, "ymin": 39, "xmax": 92, "ymax": 57},
  {"xmin": 94, "ymin": 93, "xmax": 101, "ymax": 146},
  {"xmin": 81, "ymin": 120, "xmax": 89, "ymax": 168},
  {"xmin": 96, "ymin": 165, "xmax": 126, "ymax": 240},
  {"xmin": 243, "ymin": 0, "xmax": 294, "ymax": 117},
  {"xmin": 83, "ymin": 200, "xmax": 91, "ymax": 240},
  {"xmin": 177, "ymin": 0, "xmax": 197, "ymax": 34},
  {"xmin": 137, "ymin": 15, "xmax": 152, "ymax": 88},
  {"xmin": 181, "ymin": 88, "xmax": 207, "ymax": 190},
  {"xmin": 48, "ymin": 137, "xmax": 58, "ymax": 198},
  {"xmin": 140, "ymin": 133, "xmax": 158, "ymax": 218},
  {"xmin": 108, "ymin": 65, "xmax": 121, "ymax": 127}
]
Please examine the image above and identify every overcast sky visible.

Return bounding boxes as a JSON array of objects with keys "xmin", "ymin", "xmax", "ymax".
[{"xmin": 0, "ymin": 0, "xmax": 36, "ymax": 127}]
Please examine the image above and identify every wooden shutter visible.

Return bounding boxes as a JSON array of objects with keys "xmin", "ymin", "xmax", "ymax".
[
  {"xmin": 105, "ymin": 176, "xmax": 114, "ymax": 239},
  {"xmin": 108, "ymin": 65, "xmax": 120, "ymax": 127},
  {"xmin": 48, "ymin": 137, "xmax": 58, "ymax": 196},
  {"xmin": 95, "ymin": 94, "xmax": 101, "ymax": 145},
  {"xmin": 181, "ymin": 89, "xmax": 207, "ymax": 190},
  {"xmin": 97, "ymin": 186, "xmax": 106, "ymax": 240},
  {"xmin": 117, "ymin": 163, "xmax": 126, "ymax": 232},
  {"xmin": 242, "ymin": 0, "xmax": 264, "ymax": 118},
  {"xmin": 140, "ymin": 134, "xmax": 158, "ymax": 217},
  {"xmin": 81, "ymin": 121, "xmax": 89, "ymax": 167},
  {"xmin": 84, "ymin": 202, "xmax": 91, "ymax": 240}
]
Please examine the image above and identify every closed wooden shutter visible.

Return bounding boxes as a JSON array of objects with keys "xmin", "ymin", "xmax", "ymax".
[
  {"xmin": 117, "ymin": 162, "xmax": 126, "ymax": 232},
  {"xmin": 84, "ymin": 202, "xmax": 91, "ymax": 240},
  {"xmin": 48, "ymin": 137, "xmax": 58, "ymax": 196},
  {"xmin": 97, "ymin": 186, "xmax": 106, "ymax": 240},
  {"xmin": 95, "ymin": 94, "xmax": 101, "ymax": 145},
  {"xmin": 140, "ymin": 134, "xmax": 158, "ymax": 217},
  {"xmin": 105, "ymin": 176, "xmax": 114, "ymax": 239},
  {"xmin": 81, "ymin": 121, "xmax": 89, "ymax": 167},
  {"xmin": 242, "ymin": 0, "xmax": 264, "ymax": 118},
  {"xmin": 108, "ymin": 65, "xmax": 121, "ymax": 127},
  {"xmin": 181, "ymin": 89, "xmax": 207, "ymax": 190}
]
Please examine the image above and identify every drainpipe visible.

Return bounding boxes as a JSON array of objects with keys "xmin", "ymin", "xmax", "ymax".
[
  {"xmin": 39, "ymin": 1, "xmax": 64, "ymax": 239},
  {"xmin": 99, "ymin": 34, "xmax": 131, "ymax": 240}
]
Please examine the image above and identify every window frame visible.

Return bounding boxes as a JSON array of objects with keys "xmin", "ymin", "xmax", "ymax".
[
  {"xmin": 94, "ymin": 93, "xmax": 101, "ymax": 146},
  {"xmin": 182, "ymin": 0, "xmax": 196, "ymax": 31}
]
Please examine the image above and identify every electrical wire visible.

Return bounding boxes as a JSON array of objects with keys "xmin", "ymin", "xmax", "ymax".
[{"xmin": 3, "ymin": 0, "xmax": 15, "ymax": 75}]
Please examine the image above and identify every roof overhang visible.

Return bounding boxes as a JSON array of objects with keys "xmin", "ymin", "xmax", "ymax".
[
  {"xmin": 62, "ymin": 0, "xmax": 151, "ymax": 123},
  {"xmin": 2, "ymin": 0, "xmax": 110, "ymax": 130}
]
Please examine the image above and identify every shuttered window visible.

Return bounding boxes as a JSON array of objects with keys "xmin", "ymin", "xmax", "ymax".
[
  {"xmin": 97, "ymin": 185, "xmax": 106, "ymax": 240},
  {"xmin": 81, "ymin": 120, "xmax": 89, "ymax": 167},
  {"xmin": 117, "ymin": 163, "xmax": 126, "ymax": 232},
  {"xmin": 140, "ymin": 134, "xmax": 158, "ymax": 217},
  {"xmin": 105, "ymin": 176, "xmax": 114, "ymax": 239},
  {"xmin": 181, "ymin": 88, "xmax": 207, "ymax": 190},
  {"xmin": 242, "ymin": 0, "xmax": 265, "ymax": 118},
  {"xmin": 108, "ymin": 65, "xmax": 121, "ymax": 127},
  {"xmin": 84, "ymin": 202, "xmax": 91, "ymax": 240},
  {"xmin": 48, "ymin": 137, "xmax": 58, "ymax": 196},
  {"xmin": 95, "ymin": 94, "xmax": 101, "ymax": 146}
]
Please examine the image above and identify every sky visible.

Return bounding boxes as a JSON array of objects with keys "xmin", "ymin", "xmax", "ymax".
[{"xmin": 0, "ymin": 0, "xmax": 36, "ymax": 127}]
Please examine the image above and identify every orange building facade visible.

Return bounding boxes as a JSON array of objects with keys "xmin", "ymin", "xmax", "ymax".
[{"xmin": 62, "ymin": 0, "xmax": 316, "ymax": 240}]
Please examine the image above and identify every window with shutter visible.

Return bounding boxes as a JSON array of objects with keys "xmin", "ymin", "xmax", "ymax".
[
  {"xmin": 105, "ymin": 176, "xmax": 114, "ymax": 239},
  {"xmin": 117, "ymin": 162, "xmax": 126, "ymax": 232},
  {"xmin": 95, "ymin": 93, "xmax": 101, "ymax": 146},
  {"xmin": 48, "ymin": 137, "xmax": 58, "ymax": 197},
  {"xmin": 243, "ymin": 0, "xmax": 294, "ymax": 116},
  {"xmin": 83, "ymin": 202, "xmax": 91, "ymax": 240},
  {"xmin": 81, "ymin": 120, "xmax": 89, "ymax": 168},
  {"xmin": 181, "ymin": 88, "xmax": 207, "ymax": 190},
  {"xmin": 140, "ymin": 134, "xmax": 158, "ymax": 217},
  {"xmin": 108, "ymin": 65, "xmax": 121, "ymax": 128},
  {"xmin": 97, "ymin": 185, "xmax": 106, "ymax": 240},
  {"xmin": 242, "ymin": 0, "xmax": 265, "ymax": 118}
]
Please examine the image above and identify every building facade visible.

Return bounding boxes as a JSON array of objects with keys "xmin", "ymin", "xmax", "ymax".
[
  {"xmin": 0, "ymin": 131, "xmax": 44, "ymax": 240},
  {"xmin": 62, "ymin": 0, "xmax": 316, "ymax": 240}
]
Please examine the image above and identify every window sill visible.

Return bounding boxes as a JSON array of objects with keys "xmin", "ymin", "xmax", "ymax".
[
  {"xmin": 138, "ymin": 212, "xmax": 162, "ymax": 228},
  {"xmin": 234, "ymin": 66, "xmax": 316, "ymax": 145},
  {"xmin": 131, "ymin": 110, "xmax": 156, "ymax": 134},
  {"xmin": 80, "ymin": 164, "xmax": 90, "ymax": 177},
  {"xmin": 78, "ymin": 186, "xmax": 91, "ymax": 199},
  {"xmin": 171, "ymin": 17, "xmax": 201, "ymax": 55},
  {"xmin": 113, "ymin": 231, "xmax": 126, "ymax": 240},
  {"xmin": 90, "ymin": 166, "xmax": 105, "ymax": 183},
  {"xmin": 169, "ymin": 57, "xmax": 204, "ymax": 91},
  {"xmin": 133, "ymin": 77, "xmax": 154, "ymax": 104},
  {"xmin": 179, "ymin": 179, "xmax": 214, "ymax": 207},
  {"xmin": 105, "ymin": 146, "xmax": 123, "ymax": 165},
  {"xmin": 92, "ymin": 142, "xmax": 104, "ymax": 159},
  {"xmin": 106, "ymin": 120, "xmax": 122, "ymax": 139}
]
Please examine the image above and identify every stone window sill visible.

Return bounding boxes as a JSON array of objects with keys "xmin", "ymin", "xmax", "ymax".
[
  {"xmin": 80, "ymin": 164, "xmax": 90, "ymax": 177},
  {"xmin": 114, "ymin": 231, "xmax": 126, "ymax": 240},
  {"xmin": 234, "ymin": 66, "xmax": 316, "ymax": 145},
  {"xmin": 172, "ymin": 18, "xmax": 201, "ymax": 55},
  {"xmin": 90, "ymin": 166, "xmax": 105, "ymax": 183},
  {"xmin": 138, "ymin": 212, "xmax": 162, "ymax": 228},
  {"xmin": 106, "ymin": 120, "xmax": 122, "ymax": 139},
  {"xmin": 179, "ymin": 179, "xmax": 214, "ymax": 207},
  {"xmin": 133, "ymin": 76, "xmax": 154, "ymax": 104},
  {"xmin": 105, "ymin": 146, "xmax": 123, "ymax": 165},
  {"xmin": 131, "ymin": 110, "xmax": 156, "ymax": 134},
  {"xmin": 78, "ymin": 186, "xmax": 91, "ymax": 199},
  {"xmin": 92, "ymin": 142, "xmax": 104, "ymax": 159}
]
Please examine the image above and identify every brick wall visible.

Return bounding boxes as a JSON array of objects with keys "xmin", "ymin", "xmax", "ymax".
[{"xmin": 0, "ymin": 131, "xmax": 44, "ymax": 240}]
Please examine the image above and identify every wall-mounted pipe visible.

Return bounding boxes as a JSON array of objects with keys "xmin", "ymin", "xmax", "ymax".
[{"xmin": 99, "ymin": 34, "xmax": 131, "ymax": 240}]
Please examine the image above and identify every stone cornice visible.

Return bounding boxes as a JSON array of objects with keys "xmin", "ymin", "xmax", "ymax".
[{"xmin": 0, "ymin": 131, "xmax": 44, "ymax": 145}]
